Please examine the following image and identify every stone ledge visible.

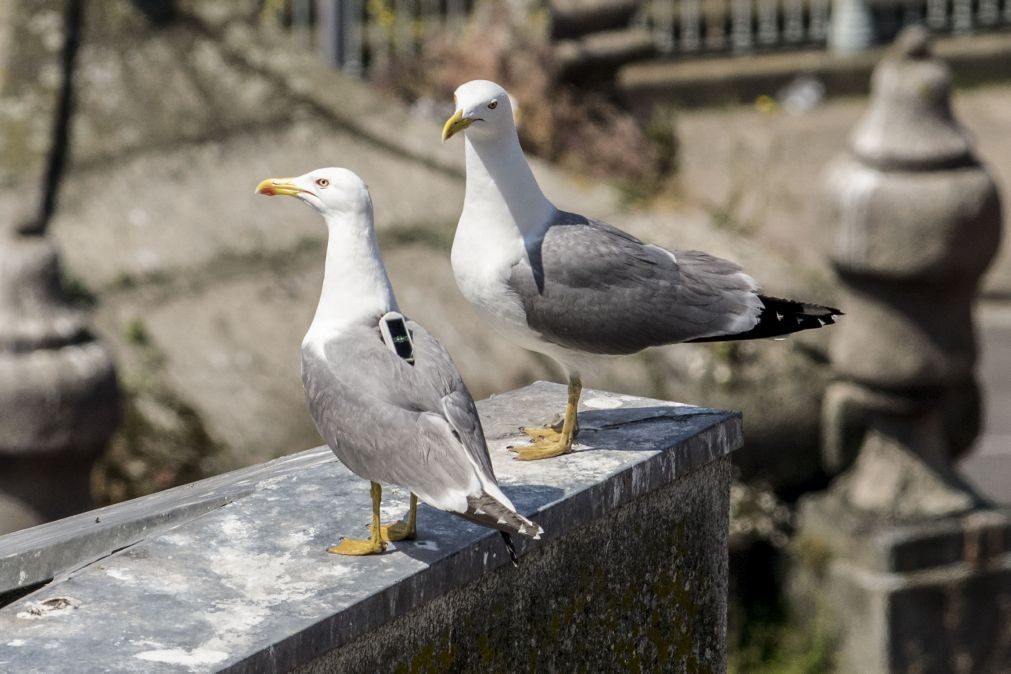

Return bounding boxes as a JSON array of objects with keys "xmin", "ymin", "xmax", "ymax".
[
  {"xmin": 618, "ymin": 32, "xmax": 1011, "ymax": 108},
  {"xmin": 0, "ymin": 382, "xmax": 741, "ymax": 672}
]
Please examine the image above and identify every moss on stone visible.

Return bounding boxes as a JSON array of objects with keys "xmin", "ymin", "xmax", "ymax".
[
  {"xmin": 296, "ymin": 459, "xmax": 731, "ymax": 673},
  {"xmin": 791, "ymin": 534, "xmax": 834, "ymax": 577}
]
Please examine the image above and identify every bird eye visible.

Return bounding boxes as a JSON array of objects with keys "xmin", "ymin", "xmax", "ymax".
[
  {"xmin": 315, "ymin": 178, "xmax": 330, "ymax": 188},
  {"xmin": 487, "ymin": 100, "xmax": 498, "ymax": 110}
]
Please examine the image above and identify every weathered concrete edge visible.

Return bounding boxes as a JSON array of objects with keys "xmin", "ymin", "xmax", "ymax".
[
  {"xmin": 0, "ymin": 448, "xmax": 334, "ymax": 594},
  {"xmin": 222, "ymin": 411, "xmax": 743, "ymax": 673},
  {"xmin": 0, "ymin": 392, "xmax": 740, "ymax": 598}
]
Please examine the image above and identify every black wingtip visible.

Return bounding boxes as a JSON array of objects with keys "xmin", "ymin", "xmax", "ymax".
[
  {"xmin": 687, "ymin": 296, "xmax": 842, "ymax": 344},
  {"xmin": 500, "ymin": 532, "xmax": 519, "ymax": 567}
]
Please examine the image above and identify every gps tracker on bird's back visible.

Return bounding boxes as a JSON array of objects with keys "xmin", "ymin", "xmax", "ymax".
[{"xmin": 379, "ymin": 311, "xmax": 415, "ymax": 364}]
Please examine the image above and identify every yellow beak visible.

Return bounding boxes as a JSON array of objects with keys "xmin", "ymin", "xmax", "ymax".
[
  {"xmin": 441, "ymin": 109, "xmax": 473, "ymax": 142},
  {"xmin": 255, "ymin": 177, "xmax": 303, "ymax": 197}
]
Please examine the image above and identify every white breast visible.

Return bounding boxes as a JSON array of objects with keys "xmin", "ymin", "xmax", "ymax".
[
  {"xmin": 450, "ymin": 221, "xmax": 604, "ymax": 379},
  {"xmin": 451, "ymin": 224, "xmax": 531, "ymax": 338}
]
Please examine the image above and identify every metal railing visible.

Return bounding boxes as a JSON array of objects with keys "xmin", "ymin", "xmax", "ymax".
[
  {"xmin": 278, "ymin": 0, "xmax": 1011, "ymax": 75},
  {"xmin": 282, "ymin": 0, "xmax": 472, "ymax": 76},
  {"xmin": 642, "ymin": 0, "xmax": 829, "ymax": 53},
  {"xmin": 640, "ymin": 0, "xmax": 1011, "ymax": 56}
]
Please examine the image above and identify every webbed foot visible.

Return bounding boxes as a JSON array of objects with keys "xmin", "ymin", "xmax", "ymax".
[
  {"xmin": 510, "ymin": 438, "xmax": 573, "ymax": 461},
  {"xmin": 327, "ymin": 536, "xmax": 386, "ymax": 556}
]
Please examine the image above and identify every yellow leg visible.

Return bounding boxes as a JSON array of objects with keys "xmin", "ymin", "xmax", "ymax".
[
  {"xmin": 369, "ymin": 492, "xmax": 418, "ymax": 541},
  {"xmin": 328, "ymin": 481, "xmax": 387, "ymax": 556},
  {"xmin": 511, "ymin": 377, "xmax": 582, "ymax": 461}
]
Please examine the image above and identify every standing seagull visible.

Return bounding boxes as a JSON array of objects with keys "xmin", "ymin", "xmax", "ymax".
[
  {"xmin": 256, "ymin": 167, "xmax": 542, "ymax": 558},
  {"xmin": 442, "ymin": 80, "xmax": 841, "ymax": 461}
]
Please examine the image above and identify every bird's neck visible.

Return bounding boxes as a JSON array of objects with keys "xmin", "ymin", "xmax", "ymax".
[
  {"xmin": 308, "ymin": 211, "xmax": 398, "ymax": 340},
  {"xmin": 461, "ymin": 130, "xmax": 556, "ymax": 240}
]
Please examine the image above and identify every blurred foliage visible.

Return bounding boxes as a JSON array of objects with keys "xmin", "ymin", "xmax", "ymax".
[
  {"xmin": 729, "ymin": 478, "xmax": 793, "ymax": 548},
  {"xmin": 727, "ymin": 480, "xmax": 836, "ymax": 673},
  {"xmin": 729, "ymin": 608, "xmax": 835, "ymax": 674},
  {"xmin": 369, "ymin": 2, "xmax": 678, "ymax": 197},
  {"xmin": 61, "ymin": 271, "xmax": 97, "ymax": 309}
]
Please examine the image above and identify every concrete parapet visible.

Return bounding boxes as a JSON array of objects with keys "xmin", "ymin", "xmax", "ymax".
[
  {"xmin": 0, "ymin": 382, "xmax": 741, "ymax": 672},
  {"xmin": 792, "ymin": 494, "xmax": 1011, "ymax": 673}
]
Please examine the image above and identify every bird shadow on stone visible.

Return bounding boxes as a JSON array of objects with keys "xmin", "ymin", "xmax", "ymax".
[
  {"xmin": 387, "ymin": 483, "xmax": 564, "ymax": 567},
  {"xmin": 572, "ymin": 406, "xmax": 732, "ymax": 454}
]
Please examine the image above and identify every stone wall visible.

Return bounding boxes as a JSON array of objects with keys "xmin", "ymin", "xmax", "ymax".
[
  {"xmin": 0, "ymin": 383, "xmax": 741, "ymax": 672},
  {"xmin": 303, "ymin": 458, "xmax": 730, "ymax": 673}
]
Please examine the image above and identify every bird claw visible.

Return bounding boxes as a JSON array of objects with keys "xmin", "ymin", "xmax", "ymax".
[
  {"xmin": 511, "ymin": 439, "xmax": 573, "ymax": 461},
  {"xmin": 520, "ymin": 425, "xmax": 565, "ymax": 444}
]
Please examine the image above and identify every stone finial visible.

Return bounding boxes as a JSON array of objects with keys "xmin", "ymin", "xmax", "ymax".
[
  {"xmin": 820, "ymin": 26, "xmax": 1002, "ymax": 519},
  {"xmin": 0, "ymin": 0, "xmax": 120, "ymax": 534},
  {"xmin": 0, "ymin": 202, "xmax": 121, "ymax": 533},
  {"xmin": 850, "ymin": 27, "xmax": 972, "ymax": 171}
]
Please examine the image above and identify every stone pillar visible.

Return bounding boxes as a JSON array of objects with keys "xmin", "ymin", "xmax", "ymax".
[
  {"xmin": 822, "ymin": 25, "xmax": 1001, "ymax": 515},
  {"xmin": 792, "ymin": 27, "xmax": 1011, "ymax": 673},
  {"xmin": 0, "ymin": 0, "xmax": 120, "ymax": 534}
]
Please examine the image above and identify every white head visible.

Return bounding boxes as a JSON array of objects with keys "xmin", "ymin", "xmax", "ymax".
[
  {"xmin": 255, "ymin": 167, "xmax": 373, "ymax": 222},
  {"xmin": 442, "ymin": 80, "xmax": 516, "ymax": 143},
  {"xmin": 257, "ymin": 167, "xmax": 398, "ymax": 330}
]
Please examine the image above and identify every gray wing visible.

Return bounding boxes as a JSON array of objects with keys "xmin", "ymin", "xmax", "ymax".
[
  {"xmin": 301, "ymin": 320, "xmax": 495, "ymax": 512},
  {"xmin": 510, "ymin": 211, "xmax": 761, "ymax": 354},
  {"xmin": 408, "ymin": 320, "xmax": 496, "ymax": 479}
]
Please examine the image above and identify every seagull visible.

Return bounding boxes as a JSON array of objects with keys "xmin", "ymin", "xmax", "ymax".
[
  {"xmin": 256, "ymin": 167, "xmax": 542, "ymax": 560},
  {"xmin": 442, "ymin": 80, "xmax": 841, "ymax": 461}
]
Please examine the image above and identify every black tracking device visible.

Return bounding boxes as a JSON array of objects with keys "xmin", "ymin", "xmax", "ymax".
[{"xmin": 379, "ymin": 311, "xmax": 415, "ymax": 364}]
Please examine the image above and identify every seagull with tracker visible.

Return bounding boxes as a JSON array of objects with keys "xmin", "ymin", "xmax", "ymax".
[{"xmin": 257, "ymin": 167, "xmax": 542, "ymax": 560}]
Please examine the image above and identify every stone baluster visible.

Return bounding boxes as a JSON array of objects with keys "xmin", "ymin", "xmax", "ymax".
[
  {"xmin": 0, "ymin": 0, "xmax": 120, "ymax": 534},
  {"xmin": 792, "ymin": 28, "xmax": 1009, "ymax": 673},
  {"xmin": 821, "ymin": 26, "xmax": 1001, "ymax": 518}
]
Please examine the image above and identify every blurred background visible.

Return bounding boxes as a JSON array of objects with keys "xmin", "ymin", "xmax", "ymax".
[{"xmin": 1, "ymin": 0, "xmax": 1009, "ymax": 670}]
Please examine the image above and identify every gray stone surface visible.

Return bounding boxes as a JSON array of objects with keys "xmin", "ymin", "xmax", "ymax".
[
  {"xmin": 849, "ymin": 29, "xmax": 975, "ymax": 170},
  {"xmin": 672, "ymin": 77, "xmax": 1011, "ymax": 497},
  {"xmin": 792, "ymin": 494, "xmax": 1011, "ymax": 673},
  {"xmin": 0, "ymin": 382, "xmax": 741, "ymax": 672},
  {"xmin": 0, "ymin": 1, "xmax": 63, "ymax": 187},
  {"xmin": 960, "ymin": 302, "xmax": 1011, "ymax": 505}
]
